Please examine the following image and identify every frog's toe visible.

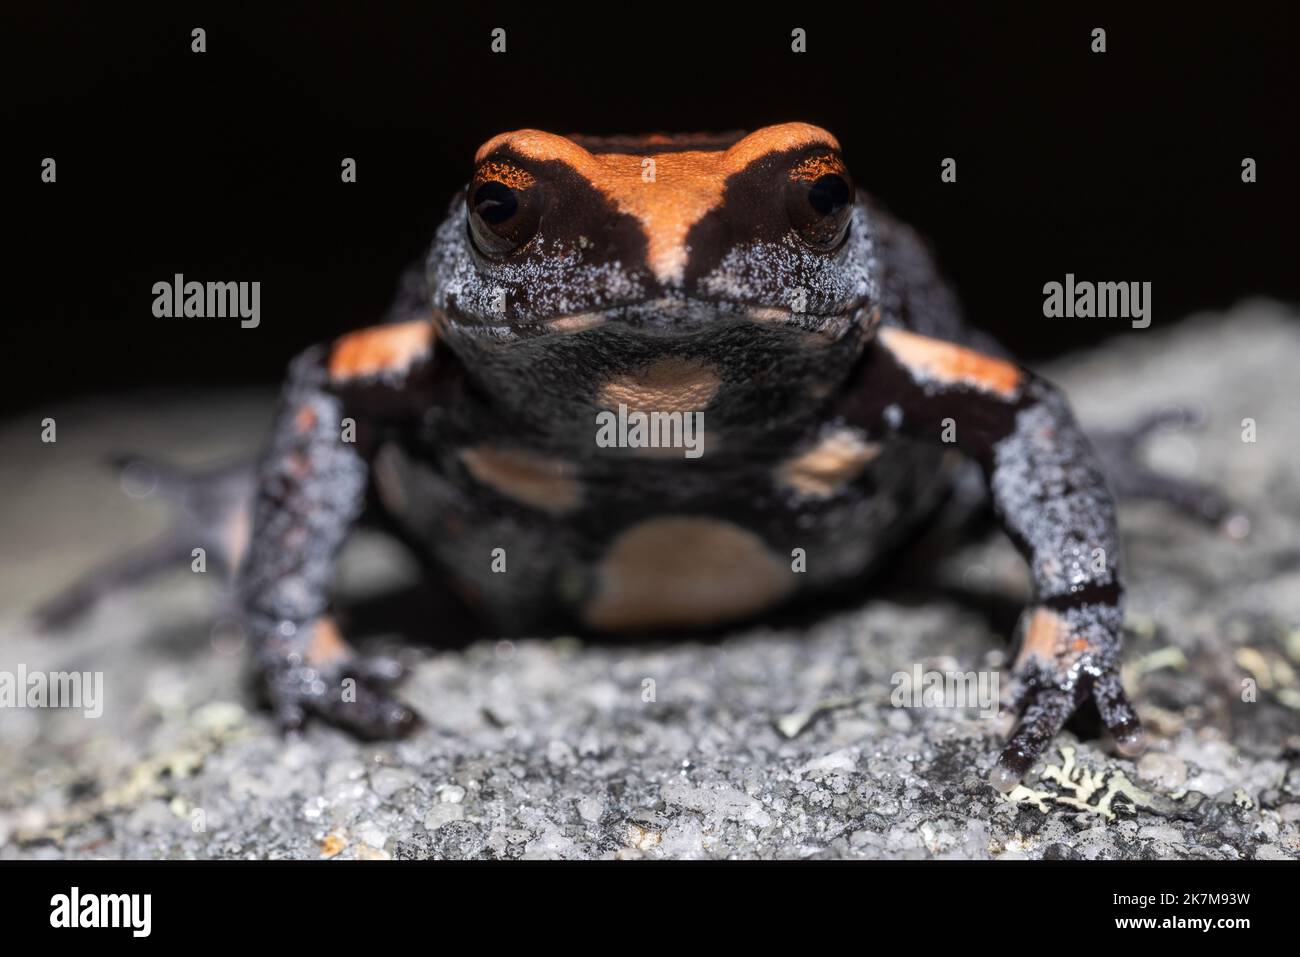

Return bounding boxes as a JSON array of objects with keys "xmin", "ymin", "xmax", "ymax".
[
  {"xmin": 992, "ymin": 685, "xmax": 1076, "ymax": 792},
  {"xmin": 319, "ymin": 675, "xmax": 420, "ymax": 740},
  {"xmin": 259, "ymin": 643, "xmax": 420, "ymax": 740},
  {"xmin": 1091, "ymin": 406, "xmax": 1244, "ymax": 532},
  {"xmin": 271, "ymin": 697, "xmax": 307, "ymax": 734},
  {"xmin": 991, "ymin": 659, "xmax": 1144, "ymax": 793},
  {"xmin": 342, "ymin": 653, "xmax": 407, "ymax": 687},
  {"xmin": 325, "ymin": 656, "xmax": 420, "ymax": 738},
  {"xmin": 1093, "ymin": 670, "xmax": 1146, "ymax": 757},
  {"xmin": 987, "ymin": 764, "xmax": 1022, "ymax": 794},
  {"xmin": 272, "ymin": 674, "xmax": 419, "ymax": 740},
  {"xmin": 1118, "ymin": 471, "xmax": 1238, "ymax": 527}
]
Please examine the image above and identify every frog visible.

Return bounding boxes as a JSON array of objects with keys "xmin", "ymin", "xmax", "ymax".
[{"xmin": 40, "ymin": 123, "xmax": 1239, "ymax": 792}]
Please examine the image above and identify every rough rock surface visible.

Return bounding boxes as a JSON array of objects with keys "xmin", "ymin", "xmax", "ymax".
[{"xmin": 2, "ymin": 302, "xmax": 1298, "ymax": 860}]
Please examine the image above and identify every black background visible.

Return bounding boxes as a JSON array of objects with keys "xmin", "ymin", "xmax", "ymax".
[
  {"xmin": 1, "ymin": 859, "xmax": 1283, "ymax": 939},
  {"xmin": 4, "ymin": 3, "xmax": 1297, "ymax": 417}
]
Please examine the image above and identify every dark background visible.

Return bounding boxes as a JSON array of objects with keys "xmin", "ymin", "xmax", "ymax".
[{"xmin": 4, "ymin": 3, "xmax": 1297, "ymax": 417}]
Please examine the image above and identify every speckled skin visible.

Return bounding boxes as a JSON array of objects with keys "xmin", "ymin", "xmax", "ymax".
[
  {"xmin": 94, "ymin": 124, "xmax": 1233, "ymax": 787},
  {"xmin": 376, "ymin": 199, "xmax": 956, "ymax": 632}
]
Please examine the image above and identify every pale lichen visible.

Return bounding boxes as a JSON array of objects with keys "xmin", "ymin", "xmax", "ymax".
[{"xmin": 1001, "ymin": 746, "xmax": 1159, "ymax": 821}]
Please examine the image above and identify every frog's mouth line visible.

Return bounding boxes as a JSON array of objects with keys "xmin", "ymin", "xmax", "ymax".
[{"xmin": 443, "ymin": 300, "xmax": 872, "ymax": 344}]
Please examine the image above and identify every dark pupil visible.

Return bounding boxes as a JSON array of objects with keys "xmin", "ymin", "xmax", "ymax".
[
  {"xmin": 473, "ymin": 181, "xmax": 518, "ymax": 225},
  {"xmin": 807, "ymin": 174, "xmax": 850, "ymax": 216}
]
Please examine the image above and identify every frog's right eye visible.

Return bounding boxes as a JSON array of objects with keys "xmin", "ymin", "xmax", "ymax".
[
  {"xmin": 785, "ymin": 153, "xmax": 854, "ymax": 250},
  {"xmin": 467, "ymin": 167, "xmax": 541, "ymax": 258}
]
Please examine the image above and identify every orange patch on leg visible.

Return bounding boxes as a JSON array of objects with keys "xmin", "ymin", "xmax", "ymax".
[
  {"xmin": 878, "ymin": 327, "xmax": 1022, "ymax": 399},
  {"xmin": 306, "ymin": 617, "xmax": 353, "ymax": 667},
  {"xmin": 293, "ymin": 405, "xmax": 317, "ymax": 434},
  {"xmin": 328, "ymin": 320, "xmax": 433, "ymax": 383},
  {"xmin": 1016, "ymin": 607, "xmax": 1069, "ymax": 669}
]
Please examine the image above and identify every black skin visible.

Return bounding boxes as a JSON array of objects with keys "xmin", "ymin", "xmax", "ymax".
[
  {"xmin": 39, "ymin": 126, "xmax": 1240, "ymax": 791},
  {"xmin": 237, "ymin": 311, "xmax": 1150, "ymax": 787}
]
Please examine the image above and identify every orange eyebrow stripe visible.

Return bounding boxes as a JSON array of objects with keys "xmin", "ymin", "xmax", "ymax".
[
  {"xmin": 473, "ymin": 123, "xmax": 841, "ymax": 285},
  {"xmin": 718, "ymin": 123, "xmax": 840, "ymax": 169},
  {"xmin": 474, "ymin": 123, "xmax": 839, "ymax": 165},
  {"xmin": 328, "ymin": 320, "xmax": 434, "ymax": 382},
  {"xmin": 878, "ymin": 327, "xmax": 1023, "ymax": 399},
  {"xmin": 474, "ymin": 160, "xmax": 537, "ymax": 190}
]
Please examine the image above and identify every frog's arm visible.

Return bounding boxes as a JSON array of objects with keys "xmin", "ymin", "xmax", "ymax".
[
  {"xmin": 837, "ymin": 327, "xmax": 1144, "ymax": 790},
  {"xmin": 239, "ymin": 319, "xmax": 437, "ymax": 737}
]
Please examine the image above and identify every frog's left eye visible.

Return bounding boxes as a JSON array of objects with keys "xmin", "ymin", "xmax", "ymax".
[
  {"xmin": 786, "ymin": 155, "xmax": 854, "ymax": 249},
  {"xmin": 467, "ymin": 165, "xmax": 541, "ymax": 258}
]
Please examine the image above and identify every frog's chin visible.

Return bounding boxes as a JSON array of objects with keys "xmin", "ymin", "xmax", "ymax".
[{"xmin": 444, "ymin": 300, "xmax": 871, "ymax": 344}]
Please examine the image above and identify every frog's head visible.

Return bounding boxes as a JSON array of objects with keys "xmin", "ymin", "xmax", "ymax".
[
  {"xmin": 428, "ymin": 123, "xmax": 882, "ymax": 444},
  {"xmin": 433, "ymin": 122, "xmax": 878, "ymax": 335}
]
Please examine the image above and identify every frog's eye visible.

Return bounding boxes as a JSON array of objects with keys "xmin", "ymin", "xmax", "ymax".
[
  {"xmin": 467, "ymin": 165, "xmax": 541, "ymax": 258},
  {"xmin": 786, "ymin": 155, "xmax": 854, "ymax": 249}
]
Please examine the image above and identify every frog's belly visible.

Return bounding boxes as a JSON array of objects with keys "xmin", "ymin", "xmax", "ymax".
[{"xmin": 371, "ymin": 439, "xmax": 953, "ymax": 634}]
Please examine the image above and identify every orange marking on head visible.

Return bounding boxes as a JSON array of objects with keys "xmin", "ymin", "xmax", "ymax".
[
  {"xmin": 544, "ymin": 312, "xmax": 606, "ymax": 334},
  {"xmin": 328, "ymin": 320, "xmax": 433, "ymax": 383},
  {"xmin": 878, "ymin": 327, "xmax": 1023, "ymax": 399},
  {"xmin": 475, "ymin": 123, "xmax": 841, "ymax": 285},
  {"xmin": 789, "ymin": 152, "xmax": 848, "ymax": 182},
  {"xmin": 474, "ymin": 161, "xmax": 537, "ymax": 191}
]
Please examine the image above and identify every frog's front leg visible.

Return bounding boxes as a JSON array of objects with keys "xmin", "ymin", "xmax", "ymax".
[
  {"xmin": 240, "ymin": 321, "xmax": 434, "ymax": 738},
  {"xmin": 839, "ymin": 327, "xmax": 1145, "ymax": 791}
]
